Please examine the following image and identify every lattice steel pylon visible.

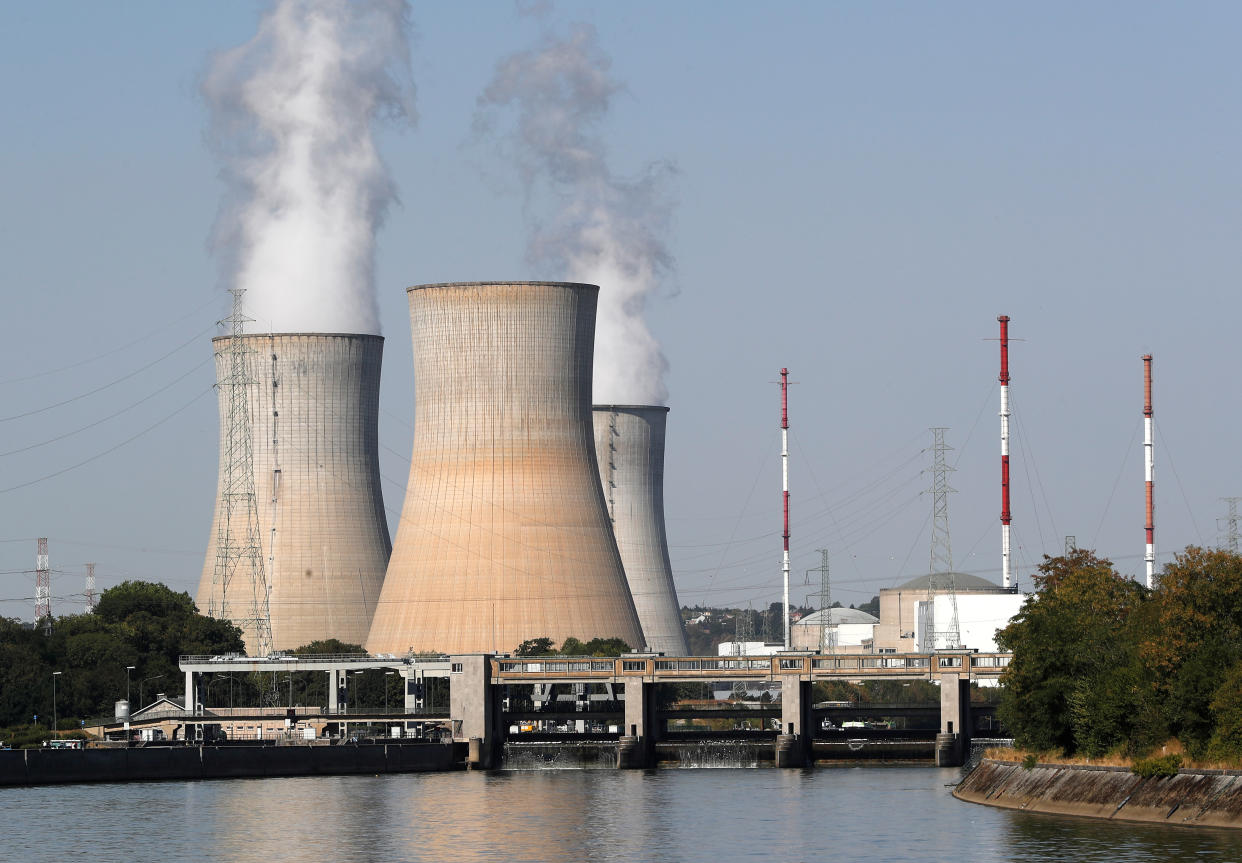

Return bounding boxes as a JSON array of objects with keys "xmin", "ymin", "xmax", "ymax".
[
  {"xmin": 732, "ymin": 605, "xmax": 755, "ymax": 697},
  {"xmin": 807, "ymin": 549, "xmax": 835, "ymax": 652},
  {"xmin": 924, "ymin": 429, "xmax": 961, "ymax": 650},
  {"xmin": 208, "ymin": 289, "xmax": 274, "ymax": 657},
  {"xmin": 35, "ymin": 537, "xmax": 51, "ymax": 636},
  {"xmin": 85, "ymin": 562, "xmax": 97, "ymax": 614},
  {"xmin": 1219, "ymin": 498, "xmax": 1240, "ymax": 554}
]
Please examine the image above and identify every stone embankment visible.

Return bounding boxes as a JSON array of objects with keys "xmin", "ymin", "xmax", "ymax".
[{"xmin": 955, "ymin": 758, "xmax": 1242, "ymax": 828}]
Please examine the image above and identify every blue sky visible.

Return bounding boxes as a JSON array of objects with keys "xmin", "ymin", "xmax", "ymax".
[{"xmin": 2, "ymin": 2, "xmax": 1240, "ymax": 624}]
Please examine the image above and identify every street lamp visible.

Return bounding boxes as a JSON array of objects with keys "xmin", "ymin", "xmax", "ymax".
[
  {"xmin": 52, "ymin": 671, "xmax": 62, "ymax": 733},
  {"xmin": 351, "ymin": 671, "xmax": 364, "ymax": 714},
  {"xmin": 385, "ymin": 671, "xmax": 395, "ymax": 714},
  {"xmin": 126, "ymin": 666, "xmax": 135, "ymax": 705},
  {"xmin": 140, "ymin": 674, "xmax": 164, "ymax": 710}
]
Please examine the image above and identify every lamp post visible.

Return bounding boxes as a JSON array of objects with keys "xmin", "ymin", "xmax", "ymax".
[
  {"xmin": 140, "ymin": 674, "xmax": 164, "ymax": 710},
  {"xmin": 52, "ymin": 671, "xmax": 62, "ymax": 733},
  {"xmin": 385, "ymin": 671, "xmax": 395, "ymax": 714},
  {"xmin": 126, "ymin": 665, "xmax": 135, "ymax": 705},
  {"xmin": 351, "ymin": 671, "xmax": 364, "ymax": 714}
]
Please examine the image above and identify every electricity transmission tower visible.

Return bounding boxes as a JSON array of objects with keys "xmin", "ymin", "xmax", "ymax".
[
  {"xmin": 924, "ymin": 428, "xmax": 961, "ymax": 651},
  {"xmin": 732, "ymin": 605, "xmax": 755, "ymax": 697},
  {"xmin": 1220, "ymin": 498, "xmax": 1240, "ymax": 554},
  {"xmin": 35, "ymin": 537, "xmax": 51, "ymax": 636},
  {"xmin": 807, "ymin": 549, "xmax": 835, "ymax": 652},
  {"xmin": 209, "ymin": 289, "xmax": 274, "ymax": 658}
]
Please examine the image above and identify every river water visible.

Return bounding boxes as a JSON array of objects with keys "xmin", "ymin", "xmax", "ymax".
[{"xmin": 4, "ymin": 767, "xmax": 1241, "ymax": 862}]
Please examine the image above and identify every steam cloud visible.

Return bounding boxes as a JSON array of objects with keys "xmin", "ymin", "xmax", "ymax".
[
  {"xmin": 204, "ymin": 0, "xmax": 415, "ymax": 334},
  {"xmin": 477, "ymin": 22, "xmax": 676, "ymax": 405}
]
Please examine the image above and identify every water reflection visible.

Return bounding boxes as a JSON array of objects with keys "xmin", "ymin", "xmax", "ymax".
[{"xmin": 2, "ymin": 767, "xmax": 1241, "ymax": 862}]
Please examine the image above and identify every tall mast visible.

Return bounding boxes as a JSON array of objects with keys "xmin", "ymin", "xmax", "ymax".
[
  {"xmin": 998, "ymin": 315, "xmax": 1012, "ymax": 589},
  {"xmin": 780, "ymin": 367, "xmax": 791, "ymax": 649},
  {"xmin": 1143, "ymin": 354, "xmax": 1155, "ymax": 588}
]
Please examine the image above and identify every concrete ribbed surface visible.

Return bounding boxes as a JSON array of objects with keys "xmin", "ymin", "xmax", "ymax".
[
  {"xmin": 197, "ymin": 334, "xmax": 391, "ymax": 652},
  {"xmin": 593, "ymin": 406, "xmax": 688, "ymax": 654},
  {"xmin": 367, "ymin": 282, "xmax": 644, "ymax": 655}
]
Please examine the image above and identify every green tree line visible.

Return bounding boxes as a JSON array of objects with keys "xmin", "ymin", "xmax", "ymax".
[{"xmin": 998, "ymin": 546, "xmax": 1242, "ymax": 761}]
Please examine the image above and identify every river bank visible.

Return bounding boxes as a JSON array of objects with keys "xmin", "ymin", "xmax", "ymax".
[{"xmin": 955, "ymin": 757, "xmax": 1242, "ymax": 828}]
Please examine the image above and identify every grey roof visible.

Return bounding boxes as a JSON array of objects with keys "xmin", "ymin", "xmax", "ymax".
[
  {"xmin": 891, "ymin": 572, "xmax": 1003, "ymax": 592},
  {"xmin": 795, "ymin": 607, "xmax": 879, "ymax": 626}
]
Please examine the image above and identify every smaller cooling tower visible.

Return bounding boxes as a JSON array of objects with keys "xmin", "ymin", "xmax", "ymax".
[
  {"xmin": 593, "ymin": 406, "xmax": 689, "ymax": 655},
  {"xmin": 366, "ymin": 282, "xmax": 645, "ymax": 656},
  {"xmin": 197, "ymin": 333, "xmax": 391, "ymax": 652}
]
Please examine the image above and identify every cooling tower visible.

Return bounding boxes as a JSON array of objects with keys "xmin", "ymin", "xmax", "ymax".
[
  {"xmin": 593, "ymin": 405, "xmax": 689, "ymax": 655},
  {"xmin": 197, "ymin": 333, "xmax": 391, "ymax": 652},
  {"xmin": 366, "ymin": 282, "xmax": 645, "ymax": 655}
]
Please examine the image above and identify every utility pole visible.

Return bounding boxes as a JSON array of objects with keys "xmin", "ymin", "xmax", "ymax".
[
  {"xmin": 925, "ymin": 429, "xmax": 960, "ymax": 650},
  {"xmin": 210, "ymin": 288, "xmax": 274, "ymax": 657}
]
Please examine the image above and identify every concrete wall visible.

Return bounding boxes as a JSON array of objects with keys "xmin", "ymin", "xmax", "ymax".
[
  {"xmin": 368, "ymin": 283, "xmax": 644, "ymax": 656},
  {"xmin": 0, "ymin": 743, "xmax": 456, "ymax": 787},
  {"xmin": 592, "ymin": 406, "xmax": 688, "ymax": 655},
  {"xmin": 197, "ymin": 334, "xmax": 391, "ymax": 652},
  {"xmin": 956, "ymin": 759, "xmax": 1242, "ymax": 828}
]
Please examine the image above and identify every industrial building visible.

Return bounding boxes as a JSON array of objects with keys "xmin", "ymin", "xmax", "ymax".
[
  {"xmin": 197, "ymin": 333, "xmax": 391, "ymax": 652},
  {"xmin": 872, "ymin": 572, "xmax": 1016, "ymax": 653},
  {"xmin": 790, "ymin": 607, "xmax": 880, "ymax": 653},
  {"xmin": 593, "ymin": 405, "xmax": 688, "ymax": 655},
  {"xmin": 366, "ymin": 282, "xmax": 644, "ymax": 656}
]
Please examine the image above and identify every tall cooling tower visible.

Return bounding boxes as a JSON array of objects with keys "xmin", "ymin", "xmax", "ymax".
[
  {"xmin": 366, "ymin": 282, "xmax": 645, "ymax": 655},
  {"xmin": 593, "ymin": 406, "xmax": 689, "ymax": 655},
  {"xmin": 197, "ymin": 333, "xmax": 391, "ymax": 652}
]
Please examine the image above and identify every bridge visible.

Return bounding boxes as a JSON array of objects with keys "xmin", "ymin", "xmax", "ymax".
[{"xmin": 161, "ymin": 649, "xmax": 1010, "ymax": 768}]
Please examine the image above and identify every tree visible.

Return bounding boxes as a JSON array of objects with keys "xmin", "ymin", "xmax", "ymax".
[
  {"xmin": 515, "ymin": 637, "xmax": 556, "ymax": 656},
  {"xmin": 997, "ymin": 549, "xmax": 1144, "ymax": 754}
]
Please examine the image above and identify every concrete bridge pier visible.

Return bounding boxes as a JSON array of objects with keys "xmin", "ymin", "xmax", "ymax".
[
  {"xmin": 450, "ymin": 654, "xmax": 500, "ymax": 769},
  {"xmin": 619, "ymin": 678, "xmax": 655, "ymax": 768},
  {"xmin": 936, "ymin": 671, "xmax": 971, "ymax": 767},
  {"xmin": 779, "ymin": 672, "xmax": 812, "ymax": 767}
]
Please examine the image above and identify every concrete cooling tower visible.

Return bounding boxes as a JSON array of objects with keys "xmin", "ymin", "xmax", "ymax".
[
  {"xmin": 593, "ymin": 406, "xmax": 689, "ymax": 655},
  {"xmin": 366, "ymin": 282, "xmax": 645, "ymax": 655},
  {"xmin": 197, "ymin": 333, "xmax": 391, "ymax": 652}
]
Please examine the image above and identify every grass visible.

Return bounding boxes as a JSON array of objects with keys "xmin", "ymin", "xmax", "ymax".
[{"xmin": 985, "ymin": 739, "xmax": 1242, "ymax": 772}]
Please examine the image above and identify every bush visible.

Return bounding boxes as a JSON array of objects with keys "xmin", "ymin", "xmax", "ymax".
[
  {"xmin": 1021, "ymin": 752, "xmax": 1039, "ymax": 770},
  {"xmin": 1131, "ymin": 753, "xmax": 1182, "ymax": 778}
]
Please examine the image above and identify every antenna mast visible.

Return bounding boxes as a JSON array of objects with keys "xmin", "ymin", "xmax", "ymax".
[
  {"xmin": 1143, "ymin": 355, "xmax": 1155, "ymax": 588},
  {"xmin": 925, "ymin": 428, "xmax": 961, "ymax": 650},
  {"xmin": 210, "ymin": 288, "xmax": 274, "ymax": 656},
  {"xmin": 35, "ymin": 537, "xmax": 51, "ymax": 636},
  {"xmin": 998, "ymin": 315, "xmax": 1013, "ymax": 589},
  {"xmin": 779, "ymin": 368, "xmax": 791, "ymax": 649}
]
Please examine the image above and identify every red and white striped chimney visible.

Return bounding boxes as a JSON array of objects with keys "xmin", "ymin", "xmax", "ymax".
[
  {"xmin": 998, "ymin": 316, "xmax": 1012, "ymax": 589},
  {"xmin": 780, "ymin": 367, "xmax": 791, "ymax": 649},
  {"xmin": 1143, "ymin": 354, "xmax": 1155, "ymax": 587}
]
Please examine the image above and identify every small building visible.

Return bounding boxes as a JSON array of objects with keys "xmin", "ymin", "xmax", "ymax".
[{"xmin": 790, "ymin": 607, "xmax": 879, "ymax": 653}]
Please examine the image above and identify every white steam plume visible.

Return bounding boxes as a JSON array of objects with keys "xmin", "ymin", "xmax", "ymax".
[
  {"xmin": 204, "ymin": 0, "xmax": 415, "ymax": 334},
  {"xmin": 476, "ymin": 22, "xmax": 676, "ymax": 405}
]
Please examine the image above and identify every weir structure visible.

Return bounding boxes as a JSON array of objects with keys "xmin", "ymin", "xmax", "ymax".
[
  {"xmin": 197, "ymin": 332, "xmax": 391, "ymax": 652},
  {"xmin": 366, "ymin": 282, "xmax": 644, "ymax": 656},
  {"xmin": 592, "ymin": 405, "xmax": 689, "ymax": 655}
]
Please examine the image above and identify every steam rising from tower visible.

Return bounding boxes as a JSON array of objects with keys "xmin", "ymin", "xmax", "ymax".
[
  {"xmin": 203, "ymin": 0, "xmax": 415, "ymax": 334},
  {"xmin": 475, "ymin": 23, "xmax": 676, "ymax": 404},
  {"xmin": 367, "ymin": 282, "xmax": 644, "ymax": 656}
]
